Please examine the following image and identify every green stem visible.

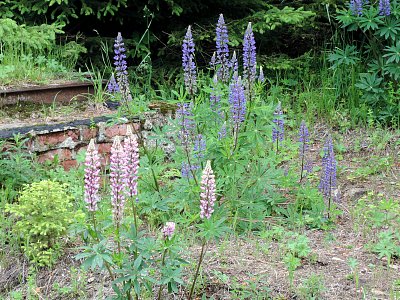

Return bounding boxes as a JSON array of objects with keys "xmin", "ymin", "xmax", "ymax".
[
  {"xmin": 188, "ymin": 240, "xmax": 207, "ymax": 300},
  {"xmin": 91, "ymin": 213, "xmax": 115, "ymax": 281},
  {"xmin": 157, "ymin": 248, "xmax": 168, "ymax": 300}
]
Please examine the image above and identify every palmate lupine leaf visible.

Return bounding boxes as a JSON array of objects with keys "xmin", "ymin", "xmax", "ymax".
[
  {"xmin": 383, "ymin": 41, "xmax": 400, "ymax": 63},
  {"xmin": 359, "ymin": 7, "xmax": 384, "ymax": 31},
  {"xmin": 377, "ymin": 17, "xmax": 400, "ymax": 40},
  {"xmin": 328, "ymin": 45, "xmax": 360, "ymax": 69}
]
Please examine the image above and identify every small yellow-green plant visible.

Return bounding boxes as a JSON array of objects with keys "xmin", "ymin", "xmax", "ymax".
[{"xmin": 6, "ymin": 180, "xmax": 83, "ymax": 267}]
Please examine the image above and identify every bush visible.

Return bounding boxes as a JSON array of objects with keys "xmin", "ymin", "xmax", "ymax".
[{"xmin": 6, "ymin": 180, "xmax": 84, "ymax": 267}]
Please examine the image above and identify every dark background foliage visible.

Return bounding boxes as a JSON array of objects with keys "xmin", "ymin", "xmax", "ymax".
[{"xmin": 0, "ymin": 0, "xmax": 347, "ymax": 68}]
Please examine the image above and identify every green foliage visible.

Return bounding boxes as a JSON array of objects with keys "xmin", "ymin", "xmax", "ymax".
[
  {"xmin": 352, "ymin": 192, "xmax": 400, "ymax": 265},
  {"xmin": 0, "ymin": 18, "xmax": 85, "ymax": 84},
  {"xmin": 296, "ymin": 273, "xmax": 326, "ymax": 300},
  {"xmin": 0, "ymin": 135, "xmax": 43, "ymax": 202},
  {"xmin": 6, "ymin": 180, "xmax": 84, "ymax": 266},
  {"xmin": 333, "ymin": 1, "xmax": 400, "ymax": 125}
]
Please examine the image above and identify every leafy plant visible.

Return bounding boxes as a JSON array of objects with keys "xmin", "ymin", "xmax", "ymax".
[{"xmin": 6, "ymin": 180, "xmax": 84, "ymax": 266}]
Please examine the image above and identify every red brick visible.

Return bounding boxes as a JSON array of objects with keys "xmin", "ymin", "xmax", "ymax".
[
  {"xmin": 36, "ymin": 130, "xmax": 79, "ymax": 148},
  {"xmin": 97, "ymin": 142, "xmax": 112, "ymax": 155},
  {"xmin": 61, "ymin": 159, "xmax": 78, "ymax": 171},
  {"xmin": 38, "ymin": 149, "xmax": 72, "ymax": 163},
  {"xmin": 104, "ymin": 124, "xmax": 128, "ymax": 139},
  {"xmin": 81, "ymin": 127, "xmax": 98, "ymax": 141},
  {"xmin": 97, "ymin": 143, "xmax": 113, "ymax": 166}
]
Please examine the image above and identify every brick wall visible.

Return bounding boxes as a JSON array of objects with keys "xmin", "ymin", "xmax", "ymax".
[{"xmin": 0, "ymin": 110, "xmax": 174, "ymax": 170}]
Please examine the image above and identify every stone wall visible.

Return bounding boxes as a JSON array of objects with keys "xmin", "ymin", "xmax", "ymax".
[{"xmin": 0, "ymin": 110, "xmax": 174, "ymax": 170}]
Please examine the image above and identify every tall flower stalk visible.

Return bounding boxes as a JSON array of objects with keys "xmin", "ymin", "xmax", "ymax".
[
  {"xmin": 229, "ymin": 76, "xmax": 246, "ymax": 149},
  {"xmin": 298, "ymin": 121, "xmax": 312, "ymax": 182},
  {"xmin": 113, "ymin": 32, "xmax": 132, "ymax": 103},
  {"xmin": 110, "ymin": 136, "xmax": 126, "ymax": 252},
  {"xmin": 123, "ymin": 125, "xmax": 140, "ymax": 232},
  {"xmin": 272, "ymin": 103, "xmax": 284, "ymax": 153},
  {"xmin": 182, "ymin": 26, "xmax": 197, "ymax": 97},
  {"xmin": 188, "ymin": 161, "xmax": 216, "ymax": 300},
  {"xmin": 176, "ymin": 102, "xmax": 199, "ymax": 183},
  {"xmin": 319, "ymin": 136, "xmax": 338, "ymax": 218},
  {"xmin": 243, "ymin": 22, "xmax": 256, "ymax": 102},
  {"xmin": 84, "ymin": 139, "xmax": 101, "ymax": 212},
  {"xmin": 214, "ymin": 14, "xmax": 230, "ymax": 82}
]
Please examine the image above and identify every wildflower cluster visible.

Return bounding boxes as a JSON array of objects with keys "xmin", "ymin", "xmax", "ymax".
[
  {"xmin": 214, "ymin": 14, "xmax": 230, "ymax": 82},
  {"xmin": 113, "ymin": 32, "xmax": 132, "ymax": 102},
  {"xmin": 200, "ymin": 160, "xmax": 216, "ymax": 220},
  {"xmin": 182, "ymin": 26, "xmax": 197, "ymax": 96},
  {"xmin": 272, "ymin": 103, "xmax": 284, "ymax": 151},
  {"xmin": 319, "ymin": 136, "xmax": 338, "ymax": 216},
  {"xmin": 84, "ymin": 139, "xmax": 101, "ymax": 212},
  {"xmin": 349, "ymin": 0, "xmax": 391, "ymax": 16},
  {"xmin": 299, "ymin": 120, "xmax": 312, "ymax": 181}
]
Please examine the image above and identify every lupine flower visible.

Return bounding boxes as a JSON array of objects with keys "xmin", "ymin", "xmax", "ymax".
[
  {"xmin": 210, "ymin": 52, "xmax": 216, "ymax": 68},
  {"xmin": 243, "ymin": 22, "xmax": 257, "ymax": 86},
  {"xmin": 258, "ymin": 66, "xmax": 265, "ymax": 83},
  {"xmin": 299, "ymin": 120, "xmax": 310, "ymax": 156},
  {"xmin": 218, "ymin": 122, "xmax": 227, "ymax": 140},
  {"xmin": 193, "ymin": 134, "xmax": 206, "ymax": 159},
  {"xmin": 272, "ymin": 103, "xmax": 284, "ymax": 143},
  {"xmin": 350, "ymin": 0, "xmax": 363, "ymax": 15},
  {"xmin": 114, "ymin": 33, "xmax": 132, "ymax": 102},
  {"xmin": 107, "ymin": 73, "xmax": 119, "ymax": 93},
  {"xmin": 200, "ymin": 160, "xmax": 216, "ymax": 219},
  {"xmin": 210, "ymin": 75, "xmax": 221, "ymax": 115},
  {"xmin": 229, "ymin": 76, "xmax": 247, "ymax": 130},
  {"xmin": 176, "ymin": 102, "xmax": 195, "ymax": 147},
  {"xmin": 123, "ymin": 125, "xmax": 139, "ymax": 201},
  {"xmin": 231, "ymin": 51, "xmax": 238, "ymax": 76},
  {"xmin": 299, "ymin": 121, "xmax": 312, "ymax": 180},
  {"xmin": 379, "ymin": 0, "xmax": 391, "ymax": 16},
  {"xmin": 181, "ymin": 162, "xmax": 200, "ymax": 178},
  {"xmin": 319, "ymin": 136, "xmax": 337, "ymax": 201},
  {"xmin": 215, "ymin": 14, "xmax": 230, "ymax": 82},
  {"xmin": 84, "ymin": 139, "xmax": 101, "ymax": 211},
  {"xmin": 182, "ymin": 26, "xmax": 197, "ymax": 95},
  {"xmin": 110, "ymin": 136, "xmax": 126, "ymax": 226},
  {"xmin": 162, "ymin": 222, "xmax": 176, "ymax": 239}
]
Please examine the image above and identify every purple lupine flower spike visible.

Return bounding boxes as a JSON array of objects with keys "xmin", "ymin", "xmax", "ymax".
[
  {"xmin": 193, "ymin": 134, "xmax": 206, "ymax": 159},
  {"xmin": 218, "ymin": 122, "xmax": 227, "ymax": 140},
  {"xmin": 162, "ymin": 222, "xmax": 176, "ymax": 239},
  {"xmin": 258, "ymin": 66, "xmax": 265, "ymax": 83},
  {"xmin": 210, "ymin": 52, "xmax": 216, "ymax": 68},
  {"xmin": 243, "ymin": 22, "xmax": 257, "ymax": 87},
  {"xmin": 182, "ymin": 26, "xmax": 197, "ymax": 95},
  {"xmin": 231, "ymin": 51, "xmax": 238, "ymax": 77},
  {"xmin": 272, "ymin": 103, "xmax": 284, "ymax": 143},
  {"xmin": 114, "ymin": 32, "xmax": 132, "ymax": 102},
  {"xmin": 123, "ymin": 125, "xmax": 139, "ymax": 201},
  {"xmin": 200, "ymin": 160, "xmax": 217, "ymax": 219},
  {"xmin": 379, "ymin": 0, "xmax": 391, "ymax": 16},
  {"xmin": 229, "ymin": 76, "xmax": 247, "ymax": 131},
  {"xmin": 210, "ymin": 75, "xmax": 221, "ymax": 114},
  {"xmin": 350, "ymin": 0, "xmax": 363, "ymax": 15},
  {"xmin": 319, "ymin": 136, "xmax": 338, "ymax": 217},
  {"xmin": 107, "ymin": 73, "xmax": 120, "ymax": 93},
  {"xmin": 299, "ymin": 120, "xmax": 312, "ymax": 180},
  {"xmin": 84, "ymin": 139, "xmax": 101, "ymax": 211},
  {"xmin": 215, "ymin": 14, "xmax": 230, "ymax": 82},
  {"xmin": 110, "ymin": 136, "xmax": 127, "ymax": 226},
  {"xmin": 176, "ymin": 102, "xmax": 195, "ymax": 147}
]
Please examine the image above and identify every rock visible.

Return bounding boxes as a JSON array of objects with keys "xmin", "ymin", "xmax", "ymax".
[{"xmin": 345, "ymin": 187, "xmax": 368, "ymax": 201}]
